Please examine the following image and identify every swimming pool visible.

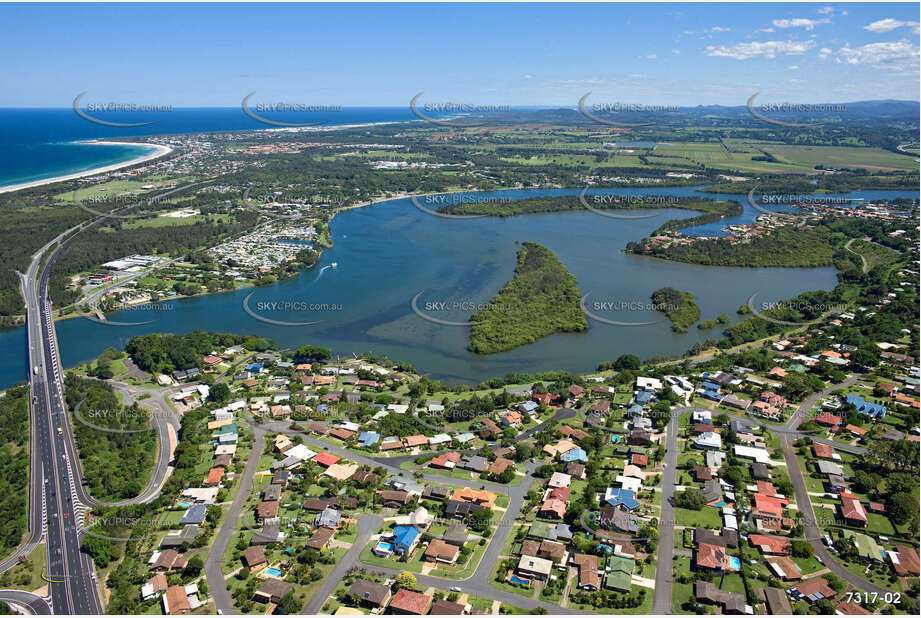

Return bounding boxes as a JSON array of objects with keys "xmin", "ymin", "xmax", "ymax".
[
  {"xmin": 265, "ymin": 567, "xmax": 283, "ymax": 577},
  {"xmin": 729, "ymin": 557, "xmax": 741, "ymax": 570},
  {"xmin": 177, "ymin": 501, "xmax": 191, "ymax": 508},
  {"xmin": 373, "ymin": 541, "xmax": 394, "ymax": 556},
  {"xmin": 509, "ymin": 575, "xmax": 531, "ymax": 586}
]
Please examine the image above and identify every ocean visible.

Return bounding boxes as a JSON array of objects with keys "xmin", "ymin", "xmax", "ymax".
[{"xmin": 0, "ymin": 107, "xmax": 418, "ymax": 188}]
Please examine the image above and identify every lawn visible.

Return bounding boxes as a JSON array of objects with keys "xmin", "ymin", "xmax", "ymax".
[
  {"xmin": 674, "ymin": 506, "xmax": 723, "ymax": 528},
  {"xmin": 671, "ymin": 556, "xmax": 695, "ymax": 614},
  {"xmin": 0, "ymin": 544, "xmax": 46, "ymax": 591},
  {"xmin": 430, "ymin": 541, "xmax": 488, "ymax": 579}
]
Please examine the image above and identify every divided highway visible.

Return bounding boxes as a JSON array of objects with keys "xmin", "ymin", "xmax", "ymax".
[{"xmin": 1, "ymin": 181, "xmax": 202, "ymax": 613}]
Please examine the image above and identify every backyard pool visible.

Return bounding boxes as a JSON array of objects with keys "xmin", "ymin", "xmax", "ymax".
[
  {"xmin": 509, "ymin": 574, "xmax": 532, "ymax": 587},
  {"xmin": 266, "ymin": 568, "xmax": 283, "ymax": 578},
  {"xmin": 729, "ymin": 557, "xmax": 741, "ymax": 571},
  {"xmin": 374, "ymin": 541, "xmax": 394, "ymax": 556}
]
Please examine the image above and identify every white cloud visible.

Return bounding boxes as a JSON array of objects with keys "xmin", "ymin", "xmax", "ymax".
[
  {"xmin": 817, "ymin": 6, "xmax": 835, "ymax": 15},
  {"xmin": 818, "ymin": 47, "xmax": 832, "ymax": 60},
  {"xmin": 705, "ymin": 40, "xmax": 816, "ymax": 60},
  {"xmin": 756, "ymin": 27, "xmax": 775, "ymax": 33},
  {"xmin": 772, "ymin": 18, "xmax": 830, "ymax": 31},
  {"xmin": 645, "ymin": 54, "xmax": 657, "ymax": 59},
  {"xmin": 863, "ymin": 18, "xmax": 920, "ymax": 34},
  {"xmin": 710, "ymin": 26, "xmax": 732, "ymax": 33},
  {"xmin": 832, "ymin": 40, "xmax": 920, "ymax": 71},
  {"xmin": 788, "ymin": 65, "xmax": 799, "ymax": 70},
  {"xmin": 673, "ymin": 49, "xmax": 680, "ymax": 55},
  {"xmin": 523, "ymin": 74, "xmax": 533, "ymax": 79}
]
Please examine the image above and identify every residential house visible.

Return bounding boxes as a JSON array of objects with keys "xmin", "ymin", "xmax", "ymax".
[
  {"xmin": 347, "ymin": 580, "xmax": 391, "ymax": 611},
  {"xmin": 253, "ymin": 579, "xmax": 295, "ymax": 605},
  {"xmin": 388, "ymin": 589, "xmax": 432, "ymax": 615}
]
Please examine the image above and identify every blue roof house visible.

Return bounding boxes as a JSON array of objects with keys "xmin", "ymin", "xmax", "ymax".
[
  {"xmin": 635, "ymin": 390, "xmax": 654, "ymax": 405},
  {"xmin": 603, "ymin": 488, "xmax": 640, "ymax": 510},
  {"xmin": 358, "ymin": 431, "xmax": 380, "ymax": 447},
  {"xmin": 844, "ymin": 394, "xmax": 887, "ymax": 419},
  {"xmin": 519, "ymin": 400, "xmax": 539, "ymax": 414},
  {"xmin": 562, "ymin": 448, "xmax": 588, "ymax": 463},
  {"xmin": 391, "ymin": 525, "xmax": 421, "ymax": 554}
]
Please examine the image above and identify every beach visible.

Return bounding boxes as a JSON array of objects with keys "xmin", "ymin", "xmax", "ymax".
[{"xmin": 0, "ymin": 141, "xmax": 173, "ymax": 195}]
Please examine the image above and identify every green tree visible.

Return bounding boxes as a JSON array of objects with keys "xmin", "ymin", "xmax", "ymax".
[{"xmin": 395, "ymin": 572, "xmax": 416, "ymax": 590}]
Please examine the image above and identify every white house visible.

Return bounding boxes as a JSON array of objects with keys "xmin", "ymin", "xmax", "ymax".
[{"xmin": 695, "ymin": 432, "xmax": 722, "ymax": 450}]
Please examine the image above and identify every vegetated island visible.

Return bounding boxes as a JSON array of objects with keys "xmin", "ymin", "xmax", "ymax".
[
  {"xmin": 651, "ymin": 286, "xmax": 701, "ymax": 333},
  {"xmin": 468, "ymin": 242, "xmax": 587, "ymax": 354},
  {"xmin": 698, "ymin": 314, "xmax": 731, "ymax": 330},
  {"xmin": 439, "ymin": 194, "xmax": 741, "ymax": 235}
]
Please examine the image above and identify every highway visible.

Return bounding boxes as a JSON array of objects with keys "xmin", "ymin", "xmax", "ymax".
[
  {"xmin": 0, "ymin": 181, "xmax": 204, "ymax": 613},
  {"xmin": 22, "ymin": 232, "xmax": 103, "ymax": 614}
]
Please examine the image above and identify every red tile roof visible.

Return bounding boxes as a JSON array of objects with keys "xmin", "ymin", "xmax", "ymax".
[
  {"xmin": 631, "ymin": 454, "xmax": 648, "ymax": 467},
  {"xmin": 814, "ymin": 412, "xmax": 842, "ymax": 426},
  {"xmin": 696, "ymin": 543, "xmax": 732, "ymax": 570},
  {"xmin": 403, "ymin": 434, "xmax": 429, "ymax": 448},
  {"xmin": 844, "ymin": 424, "xmax": 868, "ymax": 436},
  {"xmin": 793, "ymin": 577, "xmax": 835, "ymax": 600},
  {"xmin": 840, "ymin": 496, "xmax": 867, "ymax": 524},
  {"xmin": 749, "ymin": 534, "xmax": 790, "ymax": 555},
  {"xmin": 388, "ymin": 589, "xmax": 432, "ymax": 615},
  {"xmin": 812, "ymin": 444, "xmax": 835, "ymax": 459},
  {"xmin": 893, "ymin": 544, "xmax": 920, "ymax": 576},
  {"xmin": 754, "ymin": 494, "xmax": 787, "ymax": 518},
  {"xmin": 313, "ymin": 452, "xmax": 340, "ymax": 467}
]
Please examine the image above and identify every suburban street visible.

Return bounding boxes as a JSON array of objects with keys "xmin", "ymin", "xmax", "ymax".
[{"xmin": 205, "ymin": 425, "xmax": 266, "ymax": 613}]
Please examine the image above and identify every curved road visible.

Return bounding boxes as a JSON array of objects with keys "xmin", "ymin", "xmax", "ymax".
[{"xmin": 0, "ymin": 590, "xmax": 53, "ymax": 615}]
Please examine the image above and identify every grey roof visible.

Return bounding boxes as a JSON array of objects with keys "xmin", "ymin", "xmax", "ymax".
[
  {"xmin": 251, "ymin": 524, "xmax": 282, "ymax": 545},
  {"xmin": 272, "ymin": 455, "xmax": 301, "ymax": 470},
  {"xmin": 179, "ymin": 504, "xmax": 208, "ymax": 526},
  {"xmin": 159, "ymin": 525, "xmax": 200, "ymax": 548},
  {"xmin": 751, "ymin": 462, "xmax": 770, "ymax": 479},
  {"xmin": 459, "ymin": 455, "xmax": 488, "ymax": 472},
  {"xmin": 554, "ymin": 523, "xmax": 574, "ymax": 541},
  {"xmin": 817, "ymin": 460, "xmax": 844, "ymax": 476},
  {"xmin": 262, "ymin": 484, "xmax": 281, "ymax": 501},
  {"xmin": 315, "ymin": 507, "xmax": 342, "ymax": 529},
  {"xmin": 701, "ymin": 480, "xmax": 722, "ymax": 503},
  {"xmin": 443, "ymin": 521, "xmax": 469, "ymax": 544}
]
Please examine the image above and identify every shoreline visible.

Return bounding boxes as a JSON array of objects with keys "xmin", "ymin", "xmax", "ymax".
[{"xmin": 0, "ymin": 141, "xmax": 173, "ymax": 195}]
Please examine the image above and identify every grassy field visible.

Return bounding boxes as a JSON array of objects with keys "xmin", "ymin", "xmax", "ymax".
[
  {"xmin": 674, "ymin": 506, "xmax": 723, "ymax": 528},
  {"xmin": 762, "ymin": 144, "xmax": 919, "ymax": 172},
  {"xmin": 107, "ymin": 213, "xmax": 233, "ymax": 230}
]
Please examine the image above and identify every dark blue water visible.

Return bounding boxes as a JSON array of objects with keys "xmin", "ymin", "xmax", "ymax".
[
  {"xmin": 0, "ymin": 107, "xmax": 418, "ymax": 187},
  {"xmin": 0, "ymin": 186, "xmax": 873, "ymax": 389}
]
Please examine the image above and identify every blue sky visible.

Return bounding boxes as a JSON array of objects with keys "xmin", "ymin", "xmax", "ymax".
[{"xmin": 2, "ymin": 2, "xmax": 918, "ymax": 107}]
